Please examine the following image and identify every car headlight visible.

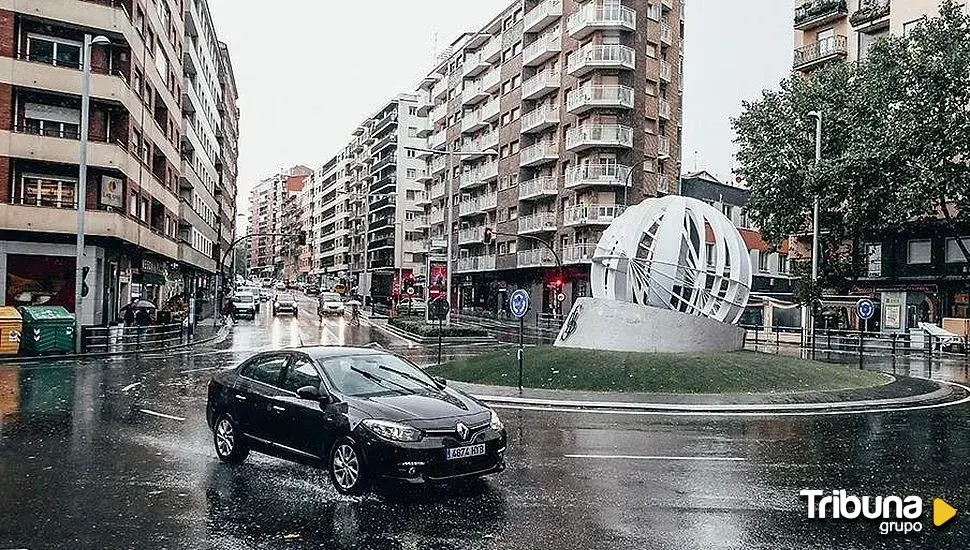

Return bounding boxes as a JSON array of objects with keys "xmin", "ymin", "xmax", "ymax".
[
  {"xmin": 361, "ymin": 419, "xmax": 423, "ymax": 442},
  {"xmin": 490, "ymin": 409, "xmax": 504, "ymax": 431}
]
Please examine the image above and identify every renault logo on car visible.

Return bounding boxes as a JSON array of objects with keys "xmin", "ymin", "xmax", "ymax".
[{"xmin": 456, "ymin": 421, "xmax": 470, "ymax": 441}]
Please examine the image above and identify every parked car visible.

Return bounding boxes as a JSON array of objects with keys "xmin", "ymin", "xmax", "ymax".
[
  {"xmin": 259, "ymin": 288, "xmax": 272, "ymax": 302},
  {"xmin": 230, "ymin": 292, "xmax": 257, "ymax": 320},
  {"xmin": 398, "ymin": 298, "xmax": 426, "ymax": 315},
  {"xmin": 206, "ymin": 347, "xmax": 507, "ymax": 494},
  {"xmin": 305, "ymin": 286, "xmax": 320, "ymax": 296},
  {"xmin": 318, "ymin": 292, "xmax": 345, "ymax": 315},
  {"xmin": 237, "ymin": 287, "xmax": 261, "ymax": 312},
  {"xmin": 274, "ymin": 282, "xmax": 286, "ymax": 291},
  {"xmin": 273, "ymin": 293, "xmax": 298, "ymax": 316}
]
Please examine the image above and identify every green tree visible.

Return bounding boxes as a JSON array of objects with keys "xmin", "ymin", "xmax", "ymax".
[{"xmin": 733, "ymin": 0, "xmax": 970, "ymax": 297}]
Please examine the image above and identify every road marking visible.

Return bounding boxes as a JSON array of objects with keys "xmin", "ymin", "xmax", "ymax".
[
  {"xmin": 139, "ymin": 409, "xmax": 186, "ymax": 422},
  {"xmin": 120, "ymin": 382, "xmax": 143, "ymax": 393},
  {"xmin": 565, "ymin": 454, "xmax": 746, "ymax": 462}
]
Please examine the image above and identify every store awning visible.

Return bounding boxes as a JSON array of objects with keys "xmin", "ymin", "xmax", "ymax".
[{"xmin": 135, "ymin": 272, "xmax": 166, "ymax": 285}]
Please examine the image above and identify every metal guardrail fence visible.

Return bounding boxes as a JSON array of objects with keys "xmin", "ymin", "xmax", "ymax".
[
  {"xmin": 452, "ymin": 311, "xmax": 565, "ymax": 346},
  {"xmin": 81, "ymin": 323, "xmax": 189, "ymax": 354}
]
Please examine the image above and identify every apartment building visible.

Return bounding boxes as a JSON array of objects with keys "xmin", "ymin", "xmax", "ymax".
[
  {"xmin": 413, "ymin": 0, "xmax": 684, "ymax": 316},
  {"xmin": 246, "ymin": 165, "xmax": 310, "ymax": 280},
  {"xmin": 341, "ymin": 95, "xmax": 430, "ymax": 300},
  {"xmin": 793, "ymin": 0, "xmax": 966, "ymax": 72},
  {"xmin": 309, "ymin": 151, "xmax": 353, "ymax": 288},
  {"xmin": 216, "ymin": 43, "xmax": 239, "ymax": 281}
]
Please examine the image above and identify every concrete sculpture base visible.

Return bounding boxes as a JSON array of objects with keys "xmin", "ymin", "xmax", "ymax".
[{"xmin": 554, "ymin": 297, "xmax": 746, "ymax": 353}]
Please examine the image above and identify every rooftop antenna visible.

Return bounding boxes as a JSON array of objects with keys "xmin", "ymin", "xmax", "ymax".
[{"xmin": 693, "ymin": 150, "xmax": 698, "ymax": 171}]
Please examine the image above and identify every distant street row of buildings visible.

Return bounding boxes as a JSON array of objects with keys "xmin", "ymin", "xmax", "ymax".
[{"xmin": 0, "ymin": 0, "xmax": 240, "ymax": 325}]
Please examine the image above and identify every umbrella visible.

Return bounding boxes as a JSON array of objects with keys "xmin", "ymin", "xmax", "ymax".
[{"xmin": 120, "ymin": 299, "xmax": 157, "ymax": 312}]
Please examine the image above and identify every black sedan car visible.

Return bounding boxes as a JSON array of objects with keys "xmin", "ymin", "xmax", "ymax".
[{"xmin": 206, "ymin": 347, "xmax": 507, "ymax": 494}]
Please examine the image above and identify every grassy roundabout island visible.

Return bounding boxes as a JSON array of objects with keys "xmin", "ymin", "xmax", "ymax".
[{"xmin": 427, "ymin": 347, "xmax": 893, "ymax": 395}]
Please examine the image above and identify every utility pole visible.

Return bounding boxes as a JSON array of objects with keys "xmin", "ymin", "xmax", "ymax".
[{"xmin": 808, "ymin": 110, "xmax": 823, "ymax": 357}]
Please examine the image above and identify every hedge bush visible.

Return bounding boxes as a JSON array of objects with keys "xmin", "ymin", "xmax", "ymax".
[{"xmin": 388, "ymin": 316, "xmax": 488, "ymax": 338}]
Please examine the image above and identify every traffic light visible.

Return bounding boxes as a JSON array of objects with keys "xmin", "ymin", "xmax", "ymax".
[
  {"xmin": 482, "ymin": 227, "xmax": 493, "ymax": 245},
  {"xmin": 297, "ymin": 231, "xmax": 307, "ymax": 246},
  {"xmin": 550, "ymin": 277, "xmax": 563, "ymax": 289}
]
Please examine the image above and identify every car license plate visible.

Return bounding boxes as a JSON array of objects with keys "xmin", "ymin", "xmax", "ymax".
[{"xmin": 446, "ymin": 443, "xmax": 485, "ymax": 460}]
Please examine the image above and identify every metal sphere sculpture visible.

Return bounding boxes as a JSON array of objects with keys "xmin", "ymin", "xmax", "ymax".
[{"xmin": 590, "ymin": 195, "xmax": 752, "ymax": 325}]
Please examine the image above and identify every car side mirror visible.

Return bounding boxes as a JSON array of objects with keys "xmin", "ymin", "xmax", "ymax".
[{"xmin": 297, "ymin": 385, "xmax": 326, "ymax": 402}]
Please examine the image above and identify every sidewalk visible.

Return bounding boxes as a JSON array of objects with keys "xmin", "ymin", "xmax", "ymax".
[{"xmin": 449, "ymin": 376, "xmax": 964, "ymax": 412}]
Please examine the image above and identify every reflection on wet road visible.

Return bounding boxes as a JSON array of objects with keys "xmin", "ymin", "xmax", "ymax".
[{"xmin": 1, "ymin": 296, "xmax": 968, "ymax": 549}]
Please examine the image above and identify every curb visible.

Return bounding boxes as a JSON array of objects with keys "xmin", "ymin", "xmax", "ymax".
[
  {"xmin": 0, "ymin": 324, "xmax": 231, "ymax": 365},
  {"xmin": 378, "ymin": 321, "xmax": 496, "ymax": 346},
  {"xmin": 460, "ymin": 381, "xmax": 961, "ymax": 413}
]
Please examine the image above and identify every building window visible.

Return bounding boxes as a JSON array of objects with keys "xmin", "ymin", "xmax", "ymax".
[
  {"xmin": 23, "ymin": 103, "xmax": 81, "ymax": 139},
  {"xmin": 26, "ymin": 33, "xmax": 82, "ymax": 68},
  {"xmin": 18, "ymin": 174, "xmax": 77, "ymax": 208},
  {"xmin": 758, "ymin": 251, "xmax": 769, "ymax": 273},
  {"xmin": 508, "ymin": 206, "xmax": 517, "ymax": 220},
  {"xmin": 408, "ymin": 106, "xmax": 418, "ymax": 116},
  {"xmin": 647, "ymin": 3, "xmax": 661, "ymax": 21},
  {"xmin": 407, "ymin": 126, "xmax": 418, "ymax": 137},
  {"xmin": 406, "ymin": 168, "xmax": 417, "ymax": 179},
  {"xmin": 945, "ymin": 237, "xmax": 970, "ymax": 263},
  {"xmin": 907, "ymin": 239, "xmax": 932, "ymax": 264},
  {"xmin": 866, "ymin": 243, "xmax": 882, "ymax": 277},
  {"xmin": 778, "ymin": 253, "xmax": 789, "ymax": 274}
]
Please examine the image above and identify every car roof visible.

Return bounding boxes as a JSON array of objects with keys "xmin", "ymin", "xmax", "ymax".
[{"xmin": 300, "ymin": 346, "xmax": 387, "ymax": 360}]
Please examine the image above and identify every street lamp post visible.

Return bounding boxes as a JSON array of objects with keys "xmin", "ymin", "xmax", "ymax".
[
  {"xmin": 808, "ymin": 110, "xmax": 823, "ymax": 358},
  {"xmin": 74, "ymin": 34, "xmax": 110, "ymax": 353},
  {"xmin": 405, "ymin": 146, "xmax": 497, "ymax": 326}
]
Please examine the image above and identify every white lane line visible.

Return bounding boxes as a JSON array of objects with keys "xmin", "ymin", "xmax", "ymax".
[
  {"xmin": 139, "ymin": 409, "xmax": 186, "ymax": 422},
  {"xmin": 120, "ymin": 382, "xmax": 143, "ymax": 393},
  {"xmin": 565, "ymin": 454, "xmax": 746, "ymax": 462}
]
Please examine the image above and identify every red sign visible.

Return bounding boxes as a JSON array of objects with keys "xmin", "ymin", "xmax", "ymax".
[{"xmin": 428, "ymin": 261, "xmax": 448, "ymax": 300}]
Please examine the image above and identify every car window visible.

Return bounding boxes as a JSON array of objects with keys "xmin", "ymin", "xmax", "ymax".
[
  {"xmin": 240, "ymin": 355, "xmax": 287, "ymax": 387},
  {"xmin": 236, "ymin": 294, "xmax": 253, "ymax": 303},
  {"xmin": 322, "ymin": 293, "xmax": 341, "ymax": 301},
  {"xmin": 280, "ymin": 356, "xmax": 323, "ymax": 393},
  {"xmin": 321, "ymin": 354, "xmax": 439, "ymax": 397},
  {"xmin": 278, "ymin": 294, "xmax": 294, "ymax": 301}
]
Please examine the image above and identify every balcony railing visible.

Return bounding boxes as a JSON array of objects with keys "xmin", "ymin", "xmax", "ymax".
[
  {"xmin": 481, "ymin": 98, "xmax": 501, "ymax": 122},
  {"xmin": 430, "ymin": 154, "xmax": 448, "ymax": 175},
  {"xmin": 519, "ymin": 176, "xmax": 559, "ymax": 200},
  {"xmin": 660, "ymin": 60, "xmax": 672, "ymax": 82},
  {"xmin": 562, "ymin": 243, "xmax": 597, "ymax": 264},
  {"xmin": 518, "ymin": 248, "xmax": 557, "ymax": 267},
  {"xmin": 431, "ymin": 102, "xmax": 448, "ymax": 124},
  {"xmin": 522, "ymin": 70, "xmax": 561, "ymax": 100},
  {"xmin": 518, "ymin": 212, "xmax": 557, "ymax": 234},
  {"xmin": 658, "ymin": 135, "xmax": 670, "ymax": 158},
  {"xmin": 462, "ymin": 51, "xmax": 489, "ymax": 77},
  {"xmin": 481, "ymin": 68, "xmax": 502, "ymax": 93},
  {"xmin": 566, "ymin": 85, "xmax": 634, "ymax": 114},
  {"xmin": 565, "ymin": 124, "xmax": 634, "ymax": 151},
  {"xmin": 430, "ymin": 129, "xmax": 447, "ymax": 149},
  {"xmin": 850, "ymin": 0, "xmax": 890, "ymax": 27},
  {"xmin": 793, "ymin": 35, "xmax": 848, "ymax": 70},
  {"xmin": 565, "ymin": 163, "xmax": 632, "ymax": 190},
  {"xmin": 524, "ymin": 0, "xmax": 563, "ymax": 33},
  {"xmin": 567, "ymin": 44, "xmax": 636, "ymax": 76},
  {"xmin": 659, "ymin": 98, "xmax": 671, "ymax": 119},
  {"xmin": 564, "ymin": 204, "xmax": 625, "ymax": 226},
  {"xmin": 462, "ymin": 81, "xmax": 489, "ymax": 106},
  {"xmin": 520, "ymin": 141, "xmax": 560, "ymax": 166},
  {"xmin": 521, "ymin": 106, "xmax": 561, "ymax": 133},
  {"xmin": 660, "ymin": 22, "xmax": 672, "ymax": 44},
  {"xmin": 458, "ymin": 226, "xmax": 485, "ymax": 243},
  {"xmin": 523, "ymin": 33, "xmax": 563, "ymax": 67},
  {"xmin": 794, "ymin": 0, "xmax": 848, "ymax": 30},
  {"xmin": 456, "ymin": 254, "xmax": 497, "ymax": 272},
  {"xmin": 429, "ymin": 209, "xmax": 445, "ymax": 225},
  {"xmin": 461, "ymin": 111, "xmax": 487, "ymax": 134},
  {"xmin": 567, "ymin": 4, "xmax": 637, "ymax": 39}
]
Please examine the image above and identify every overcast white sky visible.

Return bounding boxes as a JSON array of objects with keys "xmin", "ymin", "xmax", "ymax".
[{"xmin": 209, "ymin": 1, "xmax": 793, "ymax": 214}]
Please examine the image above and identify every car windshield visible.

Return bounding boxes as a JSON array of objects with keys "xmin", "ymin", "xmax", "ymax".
[
  {"xmin": 322, "ymin": 293, "xmax": 342, "ymax": 301},
  {"xmin": 235, "ymin": 295, "xmax": 253, "ymax": 303},
  {"xmin": 278, "ymin": 294, "xmax": 294, "ymax": 301},
  {"xmin": 320, "ymin": 354, "xmax": 440, "ymax": 397}
]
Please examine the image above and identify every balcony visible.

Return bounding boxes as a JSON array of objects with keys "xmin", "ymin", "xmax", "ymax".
[
  {"xmin": 566, "ymin": 85, "xmax": 635, "ymax": 115},
  {"xmin": 458, "ymin": 226, "xmax": 485, "ymax": 244},
  {"xmin": 562, "ymin": 243, "xmax": 597, "ymax": 264},
  {"xmin": 432, "ymin": 78, "xmax": 449, "ymax": 101},
  {"xmin": 518, "ymin": 212, "xmax": 557, "ymax": 235},
  {"xmin": 660, "ymin": 60, "xmax": 672, "ymax": 82},
  {"xmin": 429, "ymin": 182, "xmax": 446, "ymax": 199},
  {"xmin": 565, "ymin": 124, "xmax": 634, "ymax": 152},
  {"xmin": 793, "ymin": 35, "xmax": 848, "ymax": 70},
  {"xmin": 567, "ymin": 4, "xmax": 637, "ymax": 39},
  {"xmin": 521, "ymin": 107, "xmax": 561, "ymax": 134},
  {"xmin": 657, "ymin": 175, "xmax": 678, "ymax": 195},
  {"xmin": 430, "ymin": 129, "xmax": 447, "ymax": 149},
  {"xmin": 850, "ymin": 0, "xmax": 890, "ymax": 28},
  {"xmin": 525, "ymin": 0, "xmax": 563, "ymax": 33},
  {"xmin": 462, "ymin": 81, "xmax": 489, "ymax": 106},
  {"xmin": 459, "ymin": 168, "xmax": 486, "ymax": 191},
  {"xmin": 659, "ymin": 98, "xmax": 671, "ymax": 119},
  {"xmin": 794, "ymin": 0, "xmax": 848, "ymax": 30},
  {"xmin": 413, "ymin": 191, "xmax": 431, "ymax": 206},
  {"xmin": 520, "ymin": 141, "xmax": 560, "ymax": 166},
  {"xmin": 481, "ymin": 129, "xmax": 499, "ymax": 150},
  {"xmin": 518, "ymin": 176, "xmax": 559, "ymax": 200},
  {"xmin": 660, "ymin": 23, "xmax": 673, "ymax": 45},
  {"xmin": 564, "ymin": 164, "xmax": 632, "ymax": 191},
  {"xmin": 431, "ymin": 102, "xmax": 448, "ymax": 124},
  {"xmin": 481, "ymin": 39, "xmax": 502, "ymax": 64},
  {"xmin": 430, "ymin": 154, "xmax": 449, "ymax": 175},
  {"xmin": 430, "ymin": 208, "xmax": 445, "ymax": 225},
  {"xmin": 481, "ymin": 68, "xmax": 502, "ymax": 93},
  {"xmin": 413, "ymin": 215, "xmax": 431, "ymax": 230},
  {"xmin": 481, "ymin": 98, "xmax": 501, "ymax": 123},
  {"xmin": 462, "ymin": 131, "xmax": 498, "ymax": 160},
  {"xmin": 564, "ymin": 204, "xmax": 625, "ymax": 227},
  {"xmin": 457, "ymin": 254, "xmax": 497, "ymax": 272},
  {"xmin": 481, "ymin": 161, "xmax": 499, "ymax": 182},
  {"xmin": 523, "ymin": 34, "xmax": 563, "ymax": 67},
  {"xmin": 658, "ymin": 136, "xmax": 670, "ymax": 159},
  {"xmin": 463, "ymin": 52, "xmax": 490, "ymax": 78},
  {"xmin": 461, "ymin": 111, "xmax": 488, "ymax": 134},
  {"xmin": 522, "ymin": 71, "xmax": 561, "ymax": 100},
  {"xmin": 567, "ymin": 44, "xmax": 636, "ymax": 77},
  {"xmin": 518, "ymin": 248, "xmax": 557, "ymax": 268}
]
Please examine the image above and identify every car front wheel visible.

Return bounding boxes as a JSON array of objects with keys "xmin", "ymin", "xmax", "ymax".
[
  {"xmin": 329, "ymin": 437, "xmax": 368, "ymax": 495},
  {"xmin": 214, "ymin": 415, "xmax": 249, "ymax": 464}
]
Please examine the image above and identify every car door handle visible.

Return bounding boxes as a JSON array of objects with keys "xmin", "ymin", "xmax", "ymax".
[
  {"xmin": 234, "ymin": 394, "xmax": 247, "ymax": 401},
  {"xmin": 271, "ymin": 405, "xmax": 286, "ymax": 412}
]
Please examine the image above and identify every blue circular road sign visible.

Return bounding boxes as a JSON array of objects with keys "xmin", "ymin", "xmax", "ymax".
[
  {"xmin": 856, "ymin": 298, "xmax": 875, "ymax": 320},
  {"xmin": 509, "ymin": 289, "xmax": 530, "ymax": 319}
]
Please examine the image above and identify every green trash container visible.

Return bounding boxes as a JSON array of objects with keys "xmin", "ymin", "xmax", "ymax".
[{"xmin": 17, "ymin": 306, "xmax": 76, "ymax": 356}]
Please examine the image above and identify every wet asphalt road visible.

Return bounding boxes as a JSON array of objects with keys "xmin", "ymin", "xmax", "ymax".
[{"xmin": 1, "ymin": 295, "xmax": 969, "ymax": 549}]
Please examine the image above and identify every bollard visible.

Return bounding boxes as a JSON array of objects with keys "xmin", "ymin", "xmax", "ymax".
[{"xmin": 858, "ymin": 330, "xmax": 864, "ymax": 370}]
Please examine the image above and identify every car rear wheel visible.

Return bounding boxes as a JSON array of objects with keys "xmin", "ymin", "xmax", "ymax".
[
  {"xmin": 329, "ymin": 437, "xmax": 368, "ymax": 495},
  {"xmin": 214, "ymin": 415, "xmax": 249, "ymax": 464}
]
